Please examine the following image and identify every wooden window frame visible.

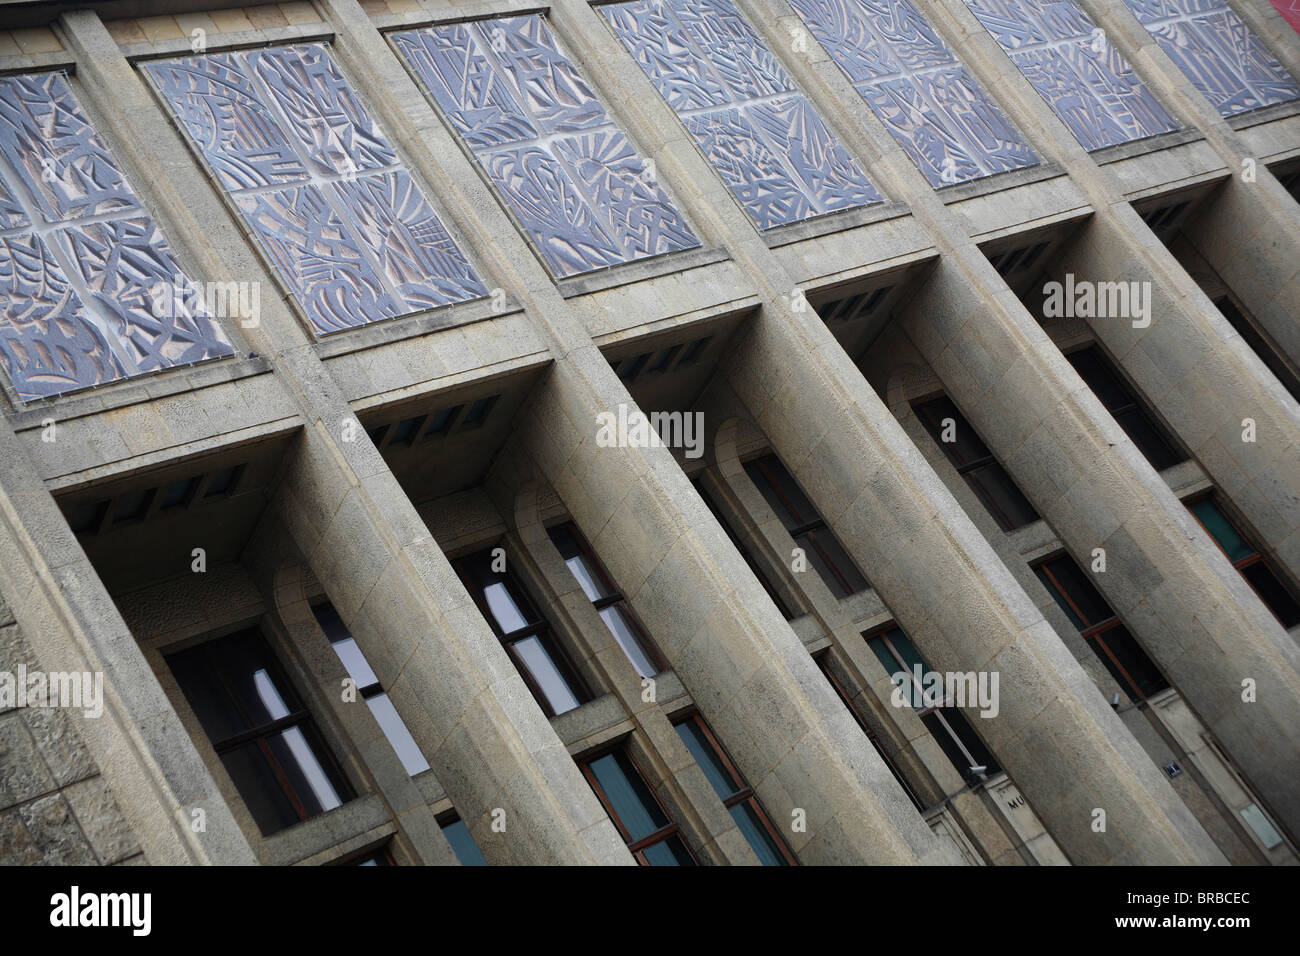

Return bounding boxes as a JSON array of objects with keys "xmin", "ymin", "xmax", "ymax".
[{"xmin": 579, "ymin": 744, "xmax": 695, "ymax": 865}]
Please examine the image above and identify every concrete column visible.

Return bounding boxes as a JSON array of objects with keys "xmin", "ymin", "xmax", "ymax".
[
  {"xmin": 1077, "ymin": 0, "xmax": 1300, "ymax": 370},
  {"xmin": 59, "ymin": 8, "xmax": 631, "ymax": 866},
  {"xmin": 573, "ymin": 0, "xmax": 1229, "ymax": 863},
  {"xmin": 0, "ymin": 424, "xmax": 256, "ymax": 864}
]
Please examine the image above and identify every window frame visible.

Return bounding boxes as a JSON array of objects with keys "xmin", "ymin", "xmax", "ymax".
[
  {"xmin": 453, "ymin": 545, "xmax": 591, "ymax": 718},
  {"xmin": 1032, "ymin": 554, "xmax": 1169, "ymax": 702},
  {"xmin": 671, "ymin": 711, "xmax": 798, "ymax": 865},
  {"xmin": 578, "ymin": 742, "xmax": 697, "ymax": 865},
  {"xmin": 1185, "ymin": 493, "xmax": 1300, "ymax": 628}
]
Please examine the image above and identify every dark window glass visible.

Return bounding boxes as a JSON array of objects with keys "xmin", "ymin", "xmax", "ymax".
[
  {"xmin": 1034, "ymin": 555, "xmax": 1170, "ymax": 701},
  {"xmin": 389, "ymin": 416, "xmax": 423, "ymax": 447},
  {"xmin": 65, "ymin": 499, "xmax": 108, "ymax": 535},
  {"xmin": 679, "ymin": 336, "xmax": 711, "ymax": 365},
  {"xmin": 581, "ymin": 747, "xmax": 695, "ymax": 866},
  {"xmin": 744, "ymin": 454, "xmax": 868, "ymax": 598},
  {"xmin": 617, "ymin": 353, "xmax": 649, "ymax": 381},
  {"xmin": 1067, "ymin": 346, "xmax": 1184, "ymax": 471},
  {"xmin": 866, "ymin": 626, "xmax": 1000, "ymax": 781},
  {"xmin": 425, "ymin": 404, "xmax": 462, "ymax": 438},
  {"xmin": 1213, "ymin": 297, "xmax": 1300, "ymax": 402},
  {"xmin": 913, "ymin": 395, "xmax": 1039, "ymax": 531},
  {"xmin": 349, "ymin": 847, "xmax": 395, "ymax": 866},
  {"xmin": 439, "ymin": 815, "xmax": 488, "ymax": 866},
  {"xmin": 549, "ymin": 524, "xmax": 664, "ymax": 678},
  {"xmin": 204, "ymin": 464, "xmax": 243, "ymax": 498},
  {"xmin": 455, "ymin": 548, "xmax": 589, "ymax": 716},
  {"xmin": 112, "ymin": 488, "xmax": 154, "ymax": 525},
  {"xmin": 460, "ymin": 395, "xmax": 498, "ymax": 429},
  {"xmin": 1187, "ymin": 497, "xmax": 1300, "ymax": 628},
  {"xmin": 314, "ymin": 603, "xmax": 429, "ymax": 776},
  {"xmin": 160, "ymin": 476, "xmax": 201, "ymax": 511},
  {"xmin": 694, "ymin": 478, "xmax": 795, "ymax": 618},
  {"xmin": 674, "ymin": 714, "xmax": 793, "ymax": 865},
  {"xmin": 166, "ymin": 628, "xmax": 353, "ymax": 835},
  {"xmin": 647, "ymin": 344, "xmax": 680, "ymax": 373}
]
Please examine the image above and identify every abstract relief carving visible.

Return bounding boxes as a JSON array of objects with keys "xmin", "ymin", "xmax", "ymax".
[
  {"xmin": 146, "ymin": 44, "xmax": 487, "ymax": 335},
  {"xmin": 0, "ymin": 72, "xmax": 234, "ymax": 403},
  {"xmin": 602, "ymin": 0, "xmax": 882, "ymax": 230},
  {"xmin": 962, "ymin": 0, "xmax": 1180, "ymax": 150},
  {"xmin": 392, "ymin": 15, "xmax": 701, "ymax": 279},
  {"xmin": 784, "ymin": 0, "xmax": 1039, "ymax": 188},
  {"xmin": 1123, "ymin": 0, "xmax": 1300, "ymax": 117}
]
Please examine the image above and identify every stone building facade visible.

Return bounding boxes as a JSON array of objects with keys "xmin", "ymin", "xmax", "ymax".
[{"xmin": 0, "ymin": 0, "xmax": 1298, "ymax": 866}]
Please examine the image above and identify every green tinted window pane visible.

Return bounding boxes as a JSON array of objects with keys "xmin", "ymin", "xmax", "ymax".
[
  {"xmin": 1189, "ymin": 499, "xmax": 1254, "ymax": 563},
  {"xmin": 641, "ymin": 835, "xmax": 695, "ymax": 866},
  {"xmin": 675, "ymin": 719, "xmax": 740, "ymax": 800},
  {"xmin": 440, "ymin": 818, "xmax": 488, "ymax": 866},
  {"xmin": 730, "ymin": 801, "xmax": 787, "ymax": 866},
  {"xmin": 587, "ymin": 751, "xmax": 667, "ymax": 841},
  {"xmin": 869, "ymin": 628, "xmax": 927, "ymax": 708}
]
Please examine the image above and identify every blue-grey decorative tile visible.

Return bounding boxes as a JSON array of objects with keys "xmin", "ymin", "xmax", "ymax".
[
  {"xmin": 749, "ymin": 96, "xmax": 882, "ymax": 214},
  {"xmin": 52, "ymin": 217, "xmax": 234, "ymax": 372},
  {"xmin": 0, "ymin": 72, "xmax": 233, "ymax": 402},
  {"xmin": 395, "ymin": 15, "xmax": 700, "ymax": 278},
  {"xmin": 553, "ymin": 128, "xmax": 701, "ymax": 262},
  {"xmin": 963, "ymin": 0, "xmax": 1180, "ymax": 149},
  {"xmin": 390, "ymin": 24, "xmax": 539, "ymax": 149},
  {"xmin": 235, "ymin": 185, "xmax": 401, "ymax": 335},
  {"xmin": 786, "ymin": 0, "xmax": 1039, "ymax": 187},
  {"xmin": 483, "ymin": 15, "xmax": 609, "ymax": 136},
  {"xmin": 0, "ymin": 232, "xmax": 128, "ymax": 401},
  {"xmin": 1124, "ymin": 0, "xmax": 1300, "ymax": 116},
  {"xmin": 143, "ymin": 53, "xmax": 309, "ymax": 192},
  {"xmin": 685, "ymin": 107, "xmax": 816, "ymax": 229},
  {"xmin": 0, "ymin": 73, "xmax": 138, "ymax": 223},
  {"xmin": 604, "ymin": 0, "xmax": 878, "ymax": 230},
  {"xmin": 601, "ymin": 2, "xmax": 731, "ymax": 111},
  {"xmin": 481, "ymin": 144, "xmax": 626, "ymax": 278},
  {"xmin": 149, "ymin": 43, "xmax": 488, "ymax": 333},
  {"xmin": 248, "ymin": 45, "xmax": 399, "ymax": 177},
  {"xmin": 332, "ymin": 169, "xmax": 489, "ymax": 311},
  {"xmin": 0, "ymin": 169, "xmax": 28, "ymax": 230}
]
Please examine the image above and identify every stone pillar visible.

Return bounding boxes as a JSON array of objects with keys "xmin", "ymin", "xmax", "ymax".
[{"xmin": 59, "ymin": 8, "xmax": 632, "ymax": 866}]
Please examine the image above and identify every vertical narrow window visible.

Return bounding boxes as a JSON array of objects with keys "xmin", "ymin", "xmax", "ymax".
[
  {"xmin": 580, "ymin": 746, "xmax": 696, "ymax": 865},
  {"xmin": 1122, "ymin": 0, "xmax": 1300, "ymax": 117},
  {"xmin": 438, "ymin": 814, "xmax": 489, "ymax": 866},
  {"xmin": 963, "ymin": 0, "xmax": 1179, "ymax": 150},
  {"xmin": 913, "ymin": 395, "xmax": 1040, "ymax": 532},
  {"xmin": 1033, "ymin": 554, "xmax": 1170, "ymax": 701},
  {"xmin": 146, "ymin": 44, "xmax": 487, "ymax": 336},
  {"xmin": 166, "ymin": 628, "xmax": 354, "ymax": 836},
  {"xmin": 393, "ymin": 15, "xmax": 699, "ymax": 279},
  {"xmin": 313, "ymin": 602, "xmax": 430, "ymax": 776},
  {"xmin": 601, "ymin": 0, "xmax": 882, "ymax": 230},
  {"xmin": 815, "ymin": 651, "xmax": 925, "ymax": 811},
  {"xmin": 784, "ymin": 0, "xmax": 1038, "ymax": 188},
  {"xmin": 866, "ymin": 625, "xmax": 1000, "ymax": 783},
  {"xmin": 1066, "ymin": 345, "xmax": 1185, "ymax": 471},
  {"xmin": 0, "ymin": 72, "xmax": 234, "ymax": 402},
  {"xmin": 1186, "ymin": 496, "xmax": 1300, "ymax": 628},
  {"xmin": 673, "ymin": 713, "xmax": 796, "ymax": 865},
  {"xmin": 548, "ymin": 523, "xmax": 665, "ymax": 679},
  {"xmin": 694, "ymin": 476, "xmax": 796, "ymax": 619},
  {"xmin": 455, "ymin": 547, "xmax": 590, "ymax": 716},
  {"xmin": 743, "ymin": 453, "xmax": 869, "ymax": 598}
]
